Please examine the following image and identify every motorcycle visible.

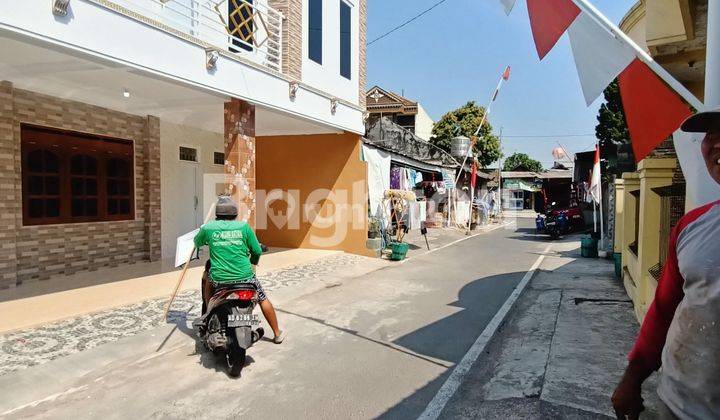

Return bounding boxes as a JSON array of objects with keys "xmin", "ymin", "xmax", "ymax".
[
  {"xmin": 194, "ymin": 273, "xmax": 264, "ymax": 377},
  {"xmin": 537, "ymin": 202, "xmax": 570, "ymax": 240}
]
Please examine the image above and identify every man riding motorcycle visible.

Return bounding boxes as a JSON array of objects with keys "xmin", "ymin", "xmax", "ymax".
[{"xmin": 194, "ymin": 195, "xmax": 285, "ymax": 344}]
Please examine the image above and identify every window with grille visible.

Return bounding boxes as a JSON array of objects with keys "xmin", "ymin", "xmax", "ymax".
[
  {"xmin": 309, "ymin": 0, "xmax": 323, "ymax": 64},
  {"xmin": 214, "ymin": 151, "xmax": 225, "ymax": 165},
  {"xmin": 21, "ymin": 125, "xmax": 135, "ymax": 225},
  {"xmin": 228, "ymin": 0, "xmax": 254, "ymax": 53},
  {"xmin": 179, "ymin": 146, "xmax": 198, "ymax": 162},
  {"xmin": 649, "ymin": 185, "xmax": 686, "ymax": 280}
]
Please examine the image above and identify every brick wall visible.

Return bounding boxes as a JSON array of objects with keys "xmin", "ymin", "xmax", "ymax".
[
  {"xmin": 0, "ymin": 83, "xmax": 161, "ymax": 288},
  {"xmin": 0, "ymin": 82, "xmax": 18, "ymax": 288},
  {"xmin": 269, "ymin": 0, "xmax": 302, "ymax": 80},
  {"xmin": 358, "ymin": 0, "xmax": 367, "ymax": 109}
]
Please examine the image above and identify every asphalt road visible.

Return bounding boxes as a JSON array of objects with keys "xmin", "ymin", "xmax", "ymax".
[{"xmin": 4, "ymin": 220, "xmax": 548, "ymax": 419}]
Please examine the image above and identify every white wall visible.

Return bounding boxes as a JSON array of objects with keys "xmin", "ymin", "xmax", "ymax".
[
  {"xmin": 414, "ymin": 104, "xmax": 435, "ymax": 141},
  {"xmin": 160, "ymin": 120, "xmax": 224, "ymax": 261},
  {"xmin": 302, "ymin": 0, "xmax": 360, "ymax": 104},
  {"xmin": 0, "ymin": 1, "xmax": 365, "ymax": 134}
]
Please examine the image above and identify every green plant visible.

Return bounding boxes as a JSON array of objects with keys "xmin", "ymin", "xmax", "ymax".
[
  {"xmin": 503, "ymin": 152, "xmax": 543, "ymax": 172},
  {"xmin": 430, "ymin": 101, "xmax": 502, "ymax": 168}
]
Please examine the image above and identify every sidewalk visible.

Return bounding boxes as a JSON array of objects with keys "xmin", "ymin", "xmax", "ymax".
[
  {"xmin": 0, "ymin": 248, "xmax": 346, "ymax": 334},
  {"xmin": 439, "ymin": 237, "xmax": 660, "ymax": 419},
  {"xmin": 0, "ymin": 250, "xmax": 387, "ymax": 377}
]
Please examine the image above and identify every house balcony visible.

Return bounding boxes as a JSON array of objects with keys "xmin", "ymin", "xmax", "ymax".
[
  {"xmin": 0, "ymin": 0, "xmax": 365, "ymax": 135},
  {"xmin": 110, "ymin": 0, "xmax": 284, "ymax": 74}
]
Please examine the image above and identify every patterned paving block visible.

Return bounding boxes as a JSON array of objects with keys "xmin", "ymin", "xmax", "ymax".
[{"xmin": 0, "ymin": 253, "xmax": 364, "ymax": 376}]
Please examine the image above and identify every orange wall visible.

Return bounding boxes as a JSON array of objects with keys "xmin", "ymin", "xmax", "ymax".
[{"xmin": 255, "ymin": 132, "xmax": 373, "ymax": 256}]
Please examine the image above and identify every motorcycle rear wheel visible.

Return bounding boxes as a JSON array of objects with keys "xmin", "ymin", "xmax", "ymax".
[{"xmin": 226, "ymin": 344, "xmax": 246, "ymax": 377}]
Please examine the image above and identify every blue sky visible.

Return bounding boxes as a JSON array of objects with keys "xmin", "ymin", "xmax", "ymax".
[{"xmin": 366, "ymin": 0, "xmax": 636, "ymax": 168}]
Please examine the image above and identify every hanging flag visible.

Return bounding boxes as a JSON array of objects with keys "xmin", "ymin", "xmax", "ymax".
[
  {"xmin": 527, "ymin": 0, "xmax": 581, "ymax": 59},
  {"xmin": 673, "ymin": 130, "xmax": 720, "ymax": 208},
  {"xmin": 567, "ymin": 13, "xmax": 636, "ymax": 106},
  {"xmin": 618, "ymin": 59, "xmax": 693, "ymax": 162},
  {"xmin": 500, "ymin": 0, "xmax": 516, "ymax": 15},
  {"xmin": 502, "ymin": 65, "xmax": 511, "ymax": 81},
  {"xmin": 470, "ymin": 162, "xmax": 478, "ymax": 189},
  {"xmin": 589, "ymin": 144, "xmax": 601, "ymax": 204},
  {"xmin": 491, "ymin": 66, "xmax": 511, "ymax": 101}
]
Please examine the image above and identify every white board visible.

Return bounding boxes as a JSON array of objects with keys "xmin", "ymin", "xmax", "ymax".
[{"xmin": 175, "ymin": 228, "xmax": 200, "ymax": 268}]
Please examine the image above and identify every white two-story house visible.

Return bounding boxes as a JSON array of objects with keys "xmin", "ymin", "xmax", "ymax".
[{"xmin": 0, "ymin": 0, "xmax": 370, "ymax": 289}]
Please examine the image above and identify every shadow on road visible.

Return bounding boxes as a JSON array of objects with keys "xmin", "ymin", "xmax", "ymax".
[
  {"xmin": 376, "ymin": 270, "xmax": 527, "ymax": 419},
  {"xmin": 276, "ymin": 308, "xmax": 452, "ymax": 368},
  {"xmin": 375, "ymin": 246, "xmax": 632, "ymax": 419}
]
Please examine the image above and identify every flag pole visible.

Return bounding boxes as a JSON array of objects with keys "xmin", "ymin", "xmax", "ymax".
[
  {"xmin": 593, "ymin": 201, "xmax": 597, "ymax": 233},
  {"xmin": 599, "ymin": 181, "xmax": 605, "ymax": 250},
  {"xmin": 569, "ymin": 0, "xmax": 704, "ymax": 111},
  {"xmin": 454, "ymin": 67, "xmax": 509, "ymax": 186},
  {"xmin": 598, "ymin": 142, "xmax": 605, "ymax": 251},
  {"xmin": 707, "ymin": 0, "xmax": 720, "ymax": 107}
]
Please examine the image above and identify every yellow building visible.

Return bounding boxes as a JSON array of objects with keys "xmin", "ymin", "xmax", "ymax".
[{"xmin": 615, "ymin": 0, "xmax": 707, "ymax": 321}]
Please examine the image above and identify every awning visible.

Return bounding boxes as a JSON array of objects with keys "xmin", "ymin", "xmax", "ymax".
[
  {"xmin": 504, "ymin": 179, "xmax": 540, "ymax": 192},
  {"xmin": 390, "ymin": 153, "xmax": 445, "ymax": 173}
]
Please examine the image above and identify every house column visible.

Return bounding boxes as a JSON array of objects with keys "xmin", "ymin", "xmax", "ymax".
[
  {"xmin": 224, "ymin": 98, "xmax": 256, "ymax": 226},
  {"xmin": 0, "ymin": 81, "xmax": 17, "ymax": 288},
  {"xmin": 613, "ymin": 178, "xmax": 625, "ymax": 255},
  {"xmin": 621, "ymin": 172, "xmax": 640, "ymax": 317},
  {"xmin": 143, "ymin": 115, "xmax": 162, "ymax": 262},
  {"xmin": 635, "ymin": 158, "xmax": 676, "ymax": 319}
]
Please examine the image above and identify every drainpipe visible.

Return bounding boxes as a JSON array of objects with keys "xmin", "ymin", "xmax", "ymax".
[{"xmin": 706, "ymin": 0, "xmax": 720, "ymax": 108}]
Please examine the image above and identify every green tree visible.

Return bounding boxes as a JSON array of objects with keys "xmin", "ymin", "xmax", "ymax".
[
  {"xmin": 430, "ymin": 101, "xmax": 501, "ymax": 168},
  {"xmin": 503, "ymin": 152, "xmax": 543, "ymax": 172},
  {"xmin": 595, "ymin": 79, "xmax": 634, "ymax": 175},
  {"xmin": 595, "ymin": 80, "xmax": 629, "ymax": 146}
]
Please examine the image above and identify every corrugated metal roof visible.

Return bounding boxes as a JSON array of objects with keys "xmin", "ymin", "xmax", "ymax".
[{"xmin": 501, "ymin": 170, "xmax": 572, "ymax": 179}]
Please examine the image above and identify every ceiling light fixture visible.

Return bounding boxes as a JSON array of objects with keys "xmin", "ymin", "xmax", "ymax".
[{"xmin": 122, "ymin": 88, "xmax": 131, "ymax": 98}]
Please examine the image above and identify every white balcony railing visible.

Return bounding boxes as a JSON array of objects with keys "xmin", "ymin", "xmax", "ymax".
[{"xmin": 111, "ymin": 0, "xmax": 283, "ymax": 73}]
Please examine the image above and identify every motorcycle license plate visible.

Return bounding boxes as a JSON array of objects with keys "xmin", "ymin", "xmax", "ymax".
[{"xmin": 227, "ymin": 314, "xmax": 259, "ymax": 327}]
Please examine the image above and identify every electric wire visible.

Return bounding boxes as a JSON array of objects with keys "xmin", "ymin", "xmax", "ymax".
[{"xmin": 368, "ymin": 0, "xmax": 451, "ymax": 46}]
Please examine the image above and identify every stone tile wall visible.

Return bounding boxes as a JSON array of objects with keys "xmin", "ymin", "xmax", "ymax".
[
  {"xmin": 0, "ymin": 82, "xmax": 161, "ymax": 288},
  {"xmin": 269, "ymin": 0, "xmax": 302, "ymax": 80}
]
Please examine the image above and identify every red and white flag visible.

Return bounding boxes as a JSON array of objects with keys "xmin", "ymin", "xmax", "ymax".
[
  {"xmin": 492, "ymin": 66, "xmax": 511, "ymax": 101},
  {"xmin": 500, "ymin": 0, "xmax": 516, "ymax": 15},
  {"xmin": 589, "ymin": 144, "xmax": 601, "ymax": 204},
  {"xmin": 673, "ymin": 130, "xmax": 720, "ymax": 208},
  {"xmin": 470, "ymin": 162, "xmax": 478, "ymax": 189},
  {"xmin": 567, "ymin": 13, "xmax": 635, "ymax": 105},
  {"xmin": 518, "ymin": 0, "xmax": 696, "ymax": 162},
  {"xmin": 618, "ymin": 59, "xmax": 692, "ymax": 161},
  {"xmin": 526, "ymin": 0, "xmax": 580, "ymax": 59}
]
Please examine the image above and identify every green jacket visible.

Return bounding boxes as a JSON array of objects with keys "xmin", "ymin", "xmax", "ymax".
[{"xmin": 193, "ymin": 220, "xmax": 262, "ymax": 283}]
